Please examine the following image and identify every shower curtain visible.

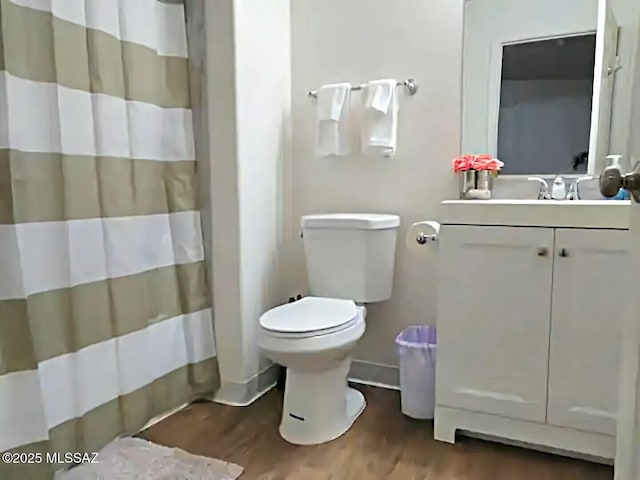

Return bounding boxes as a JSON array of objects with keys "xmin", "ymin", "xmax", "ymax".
[{"xmin": 0, "ymin": 0, "xmax": 218, "ymax": 478}]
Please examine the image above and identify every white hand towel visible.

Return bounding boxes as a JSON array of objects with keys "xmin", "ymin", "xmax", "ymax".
[
  {"xmin": 361, "ymin": 79, "xmax": 398, "ymax": 157},
  {"xmin": 316, "ymin": 83, "xmax": 352, "ymax": 157}
]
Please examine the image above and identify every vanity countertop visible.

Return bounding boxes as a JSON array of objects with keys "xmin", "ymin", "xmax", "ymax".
[{"xmin": 440, "ymin": 199, "xmax": 631, "ymax": 229}]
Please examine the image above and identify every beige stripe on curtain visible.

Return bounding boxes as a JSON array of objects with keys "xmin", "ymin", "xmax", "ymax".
[
  {"xmin": 0, "ymin": 261, "xmax": 208, "ymax": 373},
  {"xmin": 0, "ymin": 0, "xmax": 218, "ymax": 478},
  {"xmin": 0, "ymin": 152, "xmax": 199, "ymax": 224},
  {"xmin": 1, "ymin": 0, "xmax": 190, "ymax": 108}
]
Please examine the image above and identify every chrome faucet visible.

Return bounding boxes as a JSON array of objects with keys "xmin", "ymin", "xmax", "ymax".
[
  {"xmin": 565, "ymin": 176, "xmax": 594, "ymax": 200},
  {"xmin": 528, "ymin": 176, "xmax": 595, "ymax": 200},
  {"xmin": 527, "ymin": 177, "xmax": 551, "ymax": 200}
]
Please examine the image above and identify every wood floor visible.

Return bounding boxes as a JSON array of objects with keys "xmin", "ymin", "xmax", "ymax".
[{"xmin": 141, "ymin": 385, "xmax": 613, "ymax": 480}]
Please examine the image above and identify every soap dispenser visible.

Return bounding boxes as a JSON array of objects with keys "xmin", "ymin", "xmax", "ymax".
[
  {"xmin": 551, "ymin": 176, "xmax": 566, "ymax": 200},
  {"xmin": 606, "ymin": 155, "xmax": 623, "ymax": 170}
]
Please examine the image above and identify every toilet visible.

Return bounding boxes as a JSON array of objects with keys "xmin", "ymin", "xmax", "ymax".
[{"xmin": 258, "ymin": 213, "xmax": 400, "ymax": 445}]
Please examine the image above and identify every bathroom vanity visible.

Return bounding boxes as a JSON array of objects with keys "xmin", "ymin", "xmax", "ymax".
[{"xmin": 434, "ymin": 200, "xmax": 631, "ymax": 461}]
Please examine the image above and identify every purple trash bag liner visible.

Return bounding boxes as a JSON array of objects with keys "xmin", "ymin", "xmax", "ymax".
[{"xmin": 395, "ymin": 325, "xmax": 437, "ymax": 349}]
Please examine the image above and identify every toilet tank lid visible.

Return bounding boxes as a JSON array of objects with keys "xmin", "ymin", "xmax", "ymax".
[{"xmin": 301, "ymin": 213, "xmax": 400, "ymax": 230}]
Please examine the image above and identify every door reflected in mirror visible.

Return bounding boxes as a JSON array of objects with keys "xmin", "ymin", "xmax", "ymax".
[{"xmin": 498, "ymin": 35, "xmax": 596, "ymax": 175}]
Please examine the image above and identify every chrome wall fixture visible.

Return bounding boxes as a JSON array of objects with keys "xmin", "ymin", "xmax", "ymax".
[
  {"xmin": 416, "ymin": 232, "xmax": 438, "ymax": 245},
  {"xmin": 308, "ymin": 78, "xmax": 419, "ymax": 98}
]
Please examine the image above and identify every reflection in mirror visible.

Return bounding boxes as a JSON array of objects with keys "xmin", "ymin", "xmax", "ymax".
[
  {"xmin": 498, "ymin": 35, "xmax": 596, "ymax": 175},
  {"xmin": 461, "ymin": 0, "xmax": 632, "ymax": 185}
]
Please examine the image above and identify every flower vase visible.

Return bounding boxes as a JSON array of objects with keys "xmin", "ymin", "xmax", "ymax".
[{"xmin": 458, "ymin": 170, "xmax": 495, "ymax": 200}]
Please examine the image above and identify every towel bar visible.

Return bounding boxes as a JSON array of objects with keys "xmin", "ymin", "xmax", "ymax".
[{"xmin": 307, "ymin": 78, "xmax": 418, "ymax": 98}]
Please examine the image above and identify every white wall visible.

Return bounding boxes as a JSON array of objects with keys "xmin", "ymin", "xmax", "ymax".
[
  {"xmin": 498, "ymin": 80, "xmax": 593, "ymax": 174},
  {"xmin": 463, "ymin": 0, "xmax": 640, "ymax": 167},
  {"xmin": 205, "ymin": 0, "xmax": 291, "ymax": 402},
  {"xmin": 201, "ymin": 0, "xmax": 633, "ymax": 386},
  {"xmin": 629, "ymin": 27, "xmax": 640, "ymax": 164},
  {"xmin": 287, "ymin": 0, "xmax": 463, "ymax": 366}
]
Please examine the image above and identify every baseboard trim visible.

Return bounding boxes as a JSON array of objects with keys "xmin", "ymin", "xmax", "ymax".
[
  {"xmin": 213, "ymin": 360, "xmax": 397, "ymax": 406},
  {"xmin": 348, "ymin": 360, "xmax": 400, "ymax": 390},
  {"xmin": 213, "ymin": 363, "xmax": 279, "ymax": 406},
  {"xmin": 140, "ymin": 401, "xmax": 190, "ymax": 432}
]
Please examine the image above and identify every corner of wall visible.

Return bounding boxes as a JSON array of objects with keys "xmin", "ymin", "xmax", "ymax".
[
  {"xmin": 204, "ymin": 0, "xmax": 294, "ymax": 404},
  {"xmin": 213, "ymin": 363, "xmax": 279, "ymax": 406}
]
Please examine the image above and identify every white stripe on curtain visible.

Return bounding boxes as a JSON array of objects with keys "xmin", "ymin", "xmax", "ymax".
[
  {"xmin": 0, "ymin": 211, "xmax": 205, "ymax": 300},
  {"xmin": 0, "ymin": 73, "xmax": 195, "ymax": 161},
  {"xmin": 9, "ymin": 0, "xmax": 188, "ymax": 57},
  {"xmin": 0, "ymin": 371, "xmax": 49, "ymax": 452},
  {"xmin": 0, "ymin": 308, "xmax": 215, "ymax": 452}
]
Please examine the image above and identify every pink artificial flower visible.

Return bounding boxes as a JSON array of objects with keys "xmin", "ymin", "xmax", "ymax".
[
  {"xmin": 453, "ymin": 154, "xmax": 504, "ymax": 172},
  {"xmin": 486, "ymin": 158, "xmax": 504, "ymax": 171},
  {"xmin": 471, "ymin": 157, "xmax": 491, "ymax": 171},
  {"xmin": 452, "ymin": 155, "xmax": 474, "ymax": 173},
  {"xmin": 472, "ymin": 154, "xmax": 504, "ymax": 171}
]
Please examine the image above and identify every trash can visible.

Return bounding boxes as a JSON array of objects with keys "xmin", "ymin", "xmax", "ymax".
[{"xmin": 395, "ymin": 325, "xmax": 437, "ymax": 419}]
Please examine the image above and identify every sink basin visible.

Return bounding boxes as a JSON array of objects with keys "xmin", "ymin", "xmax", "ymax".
[
  {"xmin": 440, "ymin": 199, "xmax": 631, "ymax": 229},
  {"xmin": 527, "ymin": 198, "xmax": 627, "ymax": 202},
  {"xmin": 447, "ymin": 199, "xmax": 629, "ymax": 206}
]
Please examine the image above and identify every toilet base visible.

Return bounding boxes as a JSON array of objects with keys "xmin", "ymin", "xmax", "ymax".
[{"xmin": 279, "ymin": 358, "xmax": 366, "ymax": 445}]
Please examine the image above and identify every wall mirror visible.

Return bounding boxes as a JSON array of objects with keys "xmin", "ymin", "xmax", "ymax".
[{"xmin": 462, "ymin": 0, "xmax": 621, "ymax": 176}]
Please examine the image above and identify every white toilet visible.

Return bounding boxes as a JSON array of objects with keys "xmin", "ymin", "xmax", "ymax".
[{"xmin": 258, "ymin": 213, "xmax": 400, "ymax": 445}]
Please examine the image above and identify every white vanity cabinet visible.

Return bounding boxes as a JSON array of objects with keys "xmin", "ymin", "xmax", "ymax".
[
  {"xmin": 436, "ymin": 226, "xmax": 554, "ymax": 423},
  {"xmin": 434, "ymin": 207, "xmax": 629, "ymax": 460},
  {"xmin": 547, "ymin": 229, "xmax": 628, "ymax": 437}
]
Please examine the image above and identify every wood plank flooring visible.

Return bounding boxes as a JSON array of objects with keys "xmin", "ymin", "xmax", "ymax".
[{"xmin": 141, "ymin": 385, "xmax": 613, "ymax": 480}]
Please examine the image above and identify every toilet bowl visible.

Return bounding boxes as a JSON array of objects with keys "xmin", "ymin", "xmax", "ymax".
[
  {"xmin": 258, "ymin": 297, "xmax": 367, "ymax": 445},
  {"xmin": 259, "ymin": 213, "xmax": 400, "ymax": 445}
]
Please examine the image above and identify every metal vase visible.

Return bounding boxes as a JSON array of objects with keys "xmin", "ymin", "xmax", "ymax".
[{"xmin": 458, "ymin": 170, "xmax": 494, "ymax": 200}]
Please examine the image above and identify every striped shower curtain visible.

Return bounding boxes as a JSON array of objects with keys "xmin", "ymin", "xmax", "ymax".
[{"xmin": 0, "ymin": 0, "xmax": 219, "ymax": 477}]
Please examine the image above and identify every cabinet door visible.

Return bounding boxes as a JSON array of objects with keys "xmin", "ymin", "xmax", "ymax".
[
  {"xmin": 436, "ymin": 226, "xmax": 554, "ymax": 422},
  {"xmin": 547, "ymin": 228, "xmax": 628, "ymax": 436}
]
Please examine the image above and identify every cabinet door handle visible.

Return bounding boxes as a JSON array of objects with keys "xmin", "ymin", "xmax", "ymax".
[
  {"xmin": 537, "ymin": 247, "xmax": 549, "ymax": 257},
  {"xmin": 558, "ymin": 248, "xmax": 569, "ymax": 258}
]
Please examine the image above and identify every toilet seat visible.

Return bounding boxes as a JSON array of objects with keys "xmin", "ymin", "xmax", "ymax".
[{"xmin": 259, "ymin": 297, "xmax": 358, "ymax": 339}]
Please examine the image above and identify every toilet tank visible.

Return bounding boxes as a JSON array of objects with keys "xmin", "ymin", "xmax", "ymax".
[{"xmin": 301, "ymin": 213, "xmax": 400, "ymax": 303}]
